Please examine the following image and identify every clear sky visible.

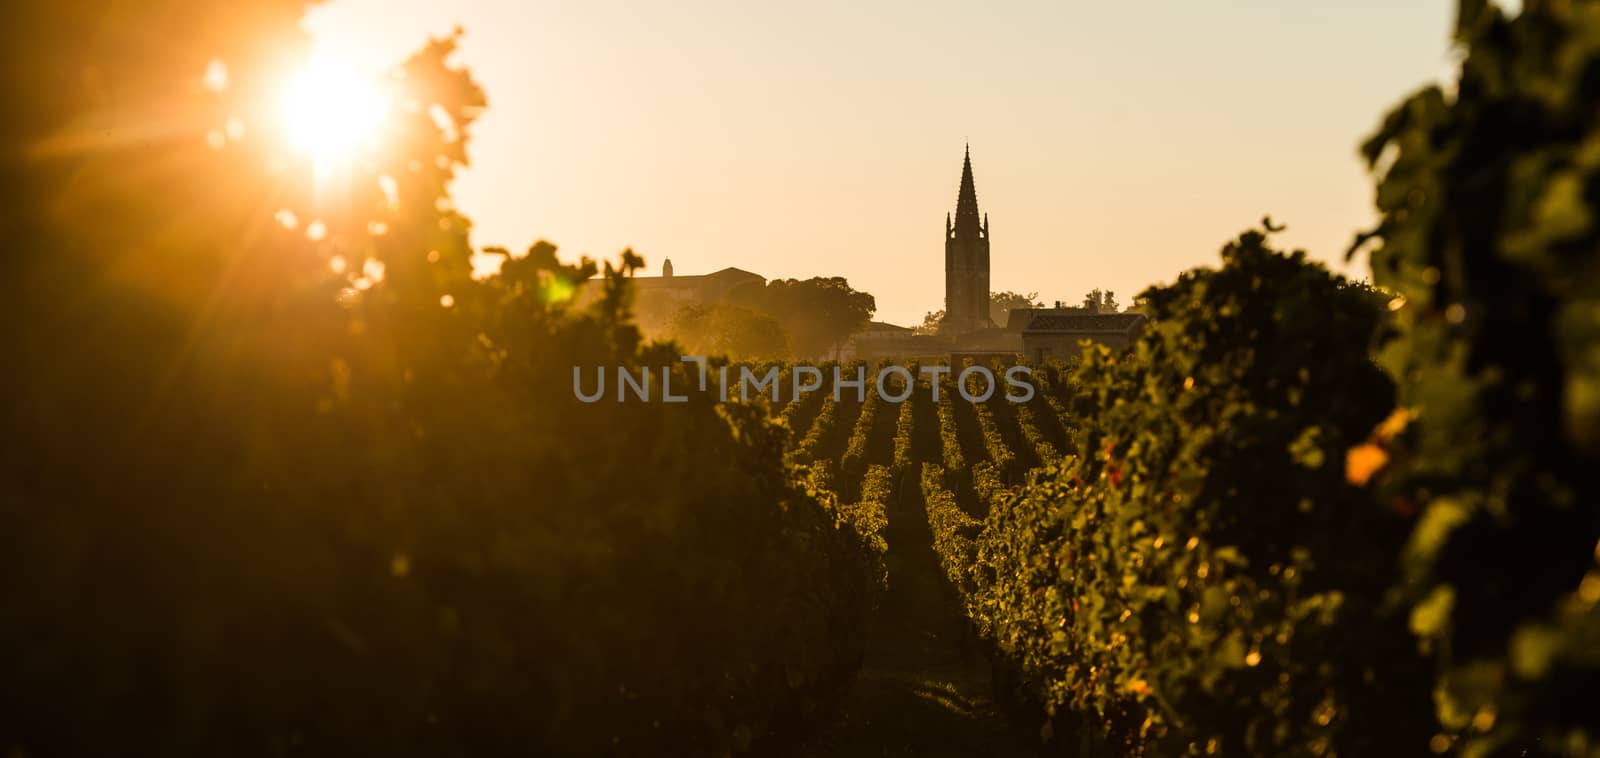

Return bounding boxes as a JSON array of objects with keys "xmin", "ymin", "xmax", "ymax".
[{"xmin": 305, "ymin": 1, "xmax": 1463, "ymax": 326}]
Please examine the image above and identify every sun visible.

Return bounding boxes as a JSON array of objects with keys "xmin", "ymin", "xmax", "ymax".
[{"xmin": 280, "ymin": 54, "xmax": 387, "ymax": 164}]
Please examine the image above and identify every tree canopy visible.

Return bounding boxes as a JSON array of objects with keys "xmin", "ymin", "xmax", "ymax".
[
  {"xmin": 1080, "ymin": 288, "xmax": 1119, "ymax": 312},
  {"xmin": 989, "ymin": 290, "xmax": 1042, "ymax": 326},
  {"xmin": 670, "ymin": 301, "xmax": 790, "ymax": 361},
  {"xmin": 0, "ymin": 6, "xmax": 877, "ymax": 755},
  {"xmin": 730, "ymin": 276, "xmax": 875, "ymax": 359}
]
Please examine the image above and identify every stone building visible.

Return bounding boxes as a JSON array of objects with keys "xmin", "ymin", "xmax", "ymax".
[
  {"xmin": 843, "ymin": 145, "xmax": 1149, "ymax": 363},
  {"xmin": 939, "ymin": 147, "xmax": 1148, "ymax": 361},
  {"xmin": 1020, "ymin": 312, "xmax": 1146, "ymax": 361},
  {"xmin": 630, "ymin": 258, "xmax": 765, "ymax": 304},
  {"xmin": 576, "ymin": 258, "xmax": 766, "ymax": 335}
]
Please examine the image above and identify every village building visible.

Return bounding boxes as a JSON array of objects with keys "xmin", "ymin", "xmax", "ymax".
[
  {"xmin": 845, "ymin": 146, "xmax": 1146, "ymax": 363},
  {"xmin": 631, "ymin": 260, "xmax": 765, "ymax": 304},
  {"xmin": 588, "ymin": 145, "xmax": 1147, "ymax": 363}
]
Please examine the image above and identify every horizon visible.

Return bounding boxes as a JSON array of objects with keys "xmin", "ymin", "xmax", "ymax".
[{"xmin": 304, "ymin": 1, "xmax": 1465, "ymax": 326}]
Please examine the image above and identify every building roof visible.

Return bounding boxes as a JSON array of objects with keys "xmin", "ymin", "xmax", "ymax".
[
  {"xmin": 1024, "ymin": 312, "xmax": 1146, "ymax": 333},
  {"xmin": 1004, "ymin": 306, "xmax": 1093, "ymax": 331},
  {"xmin": 704, "ymin": 266, "xmax": 764, "ymax": 280},
  {"xmin": 629, "ymin": 266, "xmax": 765, "ymax": 288}
]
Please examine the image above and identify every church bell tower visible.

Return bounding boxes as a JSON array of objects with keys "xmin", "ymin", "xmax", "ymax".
[{"xmin": 944, "ymin": 144, "xmax": 991, "ymax": 333}]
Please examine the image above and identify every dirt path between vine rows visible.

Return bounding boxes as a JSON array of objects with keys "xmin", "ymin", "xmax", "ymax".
[{"xmin": 793, "ymin": 474, "xmax": 1037, "ymax": 757}]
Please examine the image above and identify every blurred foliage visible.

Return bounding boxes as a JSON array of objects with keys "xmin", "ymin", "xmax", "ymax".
[
  {"xmin": 971, "ymin": 228, "xmax": 1433, "ymax": 755},
  {"xmin": 0, "ymin": 2, "xmax": 874, "ymax": 755},
  {"xmin": 669, "ymin": 301, "xmax": 790, "ymax": 361},
  {"xmin": 1354, "ymin": 0, "xmax": 1600, "ymax": 753}
]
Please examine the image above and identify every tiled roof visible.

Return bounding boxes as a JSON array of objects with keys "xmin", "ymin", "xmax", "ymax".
[
  {"xmin": 1005, "ymin": 306, "xmax": 1094, "ymax": 330},
  {"xmin": 626, "ymin": 267, "xmax": 764, "ymax": 285},
  {"xmin": 1024, "ymin": 313, "xmax": 1146, "ymax": 333},
  {"xmin": 705, "ymin": 267, "xmax": 764, "ymax": 280}
]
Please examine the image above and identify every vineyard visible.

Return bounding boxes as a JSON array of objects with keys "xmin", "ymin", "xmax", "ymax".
[
  {"xmin": 744, "ymin": 227, "xmax": 1442, "ymax": 757},
  {"xmin": 6, "ymin": 0, "xmax": 1600, "ymax": 756},
  {"xmin": 744, "ymin": 188, "xmax": 1599, "ymax": 758},
  {"xmin": 757, "ymin": 359, "xmax": 1074, "ymax": 756}
]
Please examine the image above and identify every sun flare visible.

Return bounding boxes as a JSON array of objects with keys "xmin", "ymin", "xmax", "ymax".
[{"xmin": 280, "ymin": 54, "xmax": 387, "ymax": 163}]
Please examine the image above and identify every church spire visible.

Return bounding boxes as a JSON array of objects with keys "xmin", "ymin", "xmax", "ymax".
[
  {"xmin": 944, "ymin": 143, "xmax": 992, "ymax": 333},
  {"xmin": 953, "ymin": 144, "xmax": 982, "ymax": 238}
]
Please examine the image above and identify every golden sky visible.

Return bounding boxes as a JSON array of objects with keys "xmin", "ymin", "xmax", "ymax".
[{"xmin": 306, "ymin": 0, "xmax": 1460, "ymax": 325}]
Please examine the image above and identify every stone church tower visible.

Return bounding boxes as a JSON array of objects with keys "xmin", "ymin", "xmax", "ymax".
[{"xmin": 944, "ymin": 144, "xmax": 991, "ymax": 333}]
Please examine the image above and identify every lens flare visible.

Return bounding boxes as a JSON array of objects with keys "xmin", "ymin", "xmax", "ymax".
[{"xmin": 280, "ymin": 54, "xmax": 387, "ymax": 163}]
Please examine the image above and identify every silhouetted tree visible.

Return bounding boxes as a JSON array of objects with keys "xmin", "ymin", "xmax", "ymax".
[
  {"xmin": 731, "ymin": 277, "xmax": 875, "ymax": 359},
  {"xmin": 0, "ymin": 7, "xmax": 876, "ymax": 756},
  {"xmin": 1081, "ymin": 289, "xmax": 1119, "ymax": 312},
  {"xmin": 989, "ymin": 290, "xmax": 1042, "ymax": 325},
  {"xmin": 670, "ymin": 302, "xmax": 790, "ymax": 360}
]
